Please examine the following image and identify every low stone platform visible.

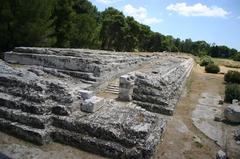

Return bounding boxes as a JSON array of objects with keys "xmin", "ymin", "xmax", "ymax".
[
  {"xmin": 0, "ymin": 59, "xmax": 167, "ymax": 158},
  {"xmin": 0, "ymin": 47, "xmax": 194, "ymax": 158}
]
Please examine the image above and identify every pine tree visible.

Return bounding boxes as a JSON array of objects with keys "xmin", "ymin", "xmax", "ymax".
[{"xmin": 0, "ymin": 0, "xmax": 56, "ymax": 52}]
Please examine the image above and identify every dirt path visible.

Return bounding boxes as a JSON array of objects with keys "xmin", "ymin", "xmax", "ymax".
[{"xmin": 154, "ymin": 64, "xmax": 225, "ymax": 159}]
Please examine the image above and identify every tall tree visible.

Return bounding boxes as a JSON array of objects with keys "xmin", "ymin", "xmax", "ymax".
[
  {"xmin": 54, "ymin": 0, "xmax": 75, "ymax": 48},
  {"xmin": 71, "ymin": 0, "xmax": 100, "ymax": 48},
  {"xmin": 0, "ymin": 0, "xmax": 55, "ymax": 52},
  {"xmin": 100, "ymin": 8, "xmax": 127, "ymax": 51}
]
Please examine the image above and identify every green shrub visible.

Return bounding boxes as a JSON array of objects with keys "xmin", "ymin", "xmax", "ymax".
[
  {"xmin": 225, "ymin": 84, "xmax": 240, "ymax": 102},
  {"xmin": 205, "ymin": 64, "xmax": 220, "ymax": 74},
  {"xmin": 200, "ymin": 56, "xmax": 214, "ymax": 66},
  {"xmin": 233, "ymin": 54, "xmax": 240, "ymax": 61},
  {"xmin": 224, "ymin": 70, "xmax": 240, "ymax": 84}
]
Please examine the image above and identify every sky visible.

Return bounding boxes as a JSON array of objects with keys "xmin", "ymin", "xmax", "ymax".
[{"xmin": 89, "ymin": 0, "xmax": 240, "ymax": 51}]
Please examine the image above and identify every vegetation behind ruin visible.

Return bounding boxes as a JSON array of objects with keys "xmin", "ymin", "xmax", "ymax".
[{"xmin": 0, "ymin": 0, "xmax": 239, "ymax": 58}]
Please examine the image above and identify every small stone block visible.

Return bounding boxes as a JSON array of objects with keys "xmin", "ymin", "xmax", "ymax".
[
  {"xmin": 79, "ymin": 90, "xmax": 94, "ymax": 100},
  {"xmin": 81, "ymin": 96, "xmax": 104, "ymax": 113},
  {"xmin": 232, "ymin": 99, "xmax": 239, "ymax": 105},
  {"xmin": 216, "ymin": 150, "xmax": 226, "ymax": 159},
  {"xmin": 119, "ymin": 74, "xmax": 135, "ymax": 101}
]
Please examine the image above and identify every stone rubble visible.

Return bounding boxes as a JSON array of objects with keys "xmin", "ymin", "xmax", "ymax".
[
  {"xmin": 216, "ymin": 150, "xmax": 227, "ymax": 159},
  {"xmin": 234, "ymin": 128, "xmax": 240, "ymax": 143},
  {"xmin": 81, "ymin": 96, "xmax": 104, "ymax": 113},
  {"xmin": 224, "ymin": 104, "xmax": 240, "ymax": 123}
]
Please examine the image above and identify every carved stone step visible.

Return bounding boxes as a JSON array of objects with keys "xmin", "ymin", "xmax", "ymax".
[
  {"xmin": 51, "ymin": 128, "xmax": 140, "ymax": 159},
  {"xmin": 0, "ymin": 92, "xmax": 50, "ymax": 115},
  {"xmin": 105, "ymin": 91, "xmax": 119, "ymax": 95},
  {"xmin": 0, "ymin": 107, "xmax": 51, "ymax": 129},
  {"xmin": 0, "ymin": 117, "xmax": 51, "ymax": 145}
]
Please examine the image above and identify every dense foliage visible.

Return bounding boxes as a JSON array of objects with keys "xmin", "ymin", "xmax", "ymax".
[
  {"xmin": 224, "ymin": 70, "xmax": 240, "ymax": 84},
  {"xmin": 205, "ymin": 64, "xmax": 220, "ymax": 74},
  {"xmin": 200, "ymin": 56, "xmax": 214, "ymax": 66},
  {"xmin": 225, "ymin": 84, "xmax": 240, "ymax": 103},
  {"xmin": 233, "ymin": 54, "xmax": 240, "ymax": 61},
  {"xmin": 0, "ymin": 0, "xmax": 239, "ymax": 57}
]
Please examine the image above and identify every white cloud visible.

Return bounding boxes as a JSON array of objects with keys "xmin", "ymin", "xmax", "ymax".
[
  {"xmin": 166, "ymin": 3, "xmax": 229, "ymax": 18},
  {"xmin": 96, "ymin": 0, "xmax": 121, "ymax": 5},
  {"xmin": 123, "ymin": 4, "xmax": 162, "ymax": 25}
]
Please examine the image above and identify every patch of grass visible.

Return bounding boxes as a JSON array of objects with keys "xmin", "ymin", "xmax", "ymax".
[{"xmin": 213, "ymin": 58, "xmax": 240, "ymax": 68}]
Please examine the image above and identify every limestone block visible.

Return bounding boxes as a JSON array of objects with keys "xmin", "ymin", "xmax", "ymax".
[
  {"xmin": 81, "ymin": 96, "xmax": 104, "ymax": 113},
  {"xmin": 232, "ymin": 99, "xmax": 239, "ymax": 105},
  {"xmin": 234, "ymin": 128, "xmax": 240, "ymax": 142},
  {"xmin": 118, "ymin": 74, "xmax": 135, "ymax": 101},
  {"xmin": 224, "ymin": 105, "xmax": 240, "ymax": 123},
  {"xmin": 79, "ymin": 90, "xmax": 94, "ymax": 100},
  {"xmin": 216, "ymin": 150, "xmax": 227, "ymax": 159}
]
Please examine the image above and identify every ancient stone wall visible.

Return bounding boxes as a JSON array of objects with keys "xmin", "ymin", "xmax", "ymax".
[
  {"xmin": 4, "ymin": 47, "xmax": 159, "ymax": 91},
  {"xmin": 0, "ymin": 47, "xmax": 194, "ymax": 158},
  {"xmin": 133, "ymin": 57, "xmax": 194, "ymax": 115},
  {"xmin": 0, "ymin": 58, "xmax": 167, "ymax": 159}
]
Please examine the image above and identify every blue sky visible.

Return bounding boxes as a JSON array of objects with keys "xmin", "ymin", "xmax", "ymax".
[{"xmin": 89, "ymin": 0, "xmax": 240, "ymax": 51}]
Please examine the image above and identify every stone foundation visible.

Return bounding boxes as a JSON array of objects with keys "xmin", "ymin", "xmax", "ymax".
[{"xmin": 0, "ymin": 47, "xmax": 194, "ymax": 158}]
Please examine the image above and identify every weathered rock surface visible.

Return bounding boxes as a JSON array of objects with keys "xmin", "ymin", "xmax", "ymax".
[
  {"xmin": 81, "ymin": 96, "xmax": 104, "ymax": 113},
  {"xmin": 192, "ymin": 93, "xmax": 224, "ymax": 147},
  {"xmin": 224, "ymin": 104, "xmax": 240, "ymax": 123},
  {"xmin": 133, "ymin": 57, "xmax": 193, "ymax": 115},
  {"xmin": 4, "ymin": 47, "xmax": 160, "ymax": 90},
  {"xmin": 119, "ymin": 74, "xmax": 135, "ymax": 101},
  {"xmin": 234, "ymin": 128, "xmax": 240, "ymax": 142},
  {"xmin": 0, "ymin": 47, "xmax": 194, "ymax": 158},
  {"xmin": 0, "ymin": 55, "xmax": 167, "ymax": 158},
  {"xmin": 216, "ymin": 150, "xmax": 227, "ymax": 159}
]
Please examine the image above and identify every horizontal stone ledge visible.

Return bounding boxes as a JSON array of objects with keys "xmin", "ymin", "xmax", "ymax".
[
  {"xmin": 0, "ymin": 117, "xmax": 51, "ymax": 145},
  {"xmin": 0, "ymin": 107, "xmax": 51, "ymax": 129},
  {"xmin": 134, "ymin": 101, "xmax": 174, "ymax": 116}
]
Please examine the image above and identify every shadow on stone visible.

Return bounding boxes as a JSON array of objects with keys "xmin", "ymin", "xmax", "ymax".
[{"xmin": 0, "ymin": 153, "xmax": 11, "ymax": 159}]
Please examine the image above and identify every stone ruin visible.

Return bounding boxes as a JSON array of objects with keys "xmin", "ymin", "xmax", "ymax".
[{"xmin": 0, "ymin": 47, "xmax": 194, "ymax": 158}]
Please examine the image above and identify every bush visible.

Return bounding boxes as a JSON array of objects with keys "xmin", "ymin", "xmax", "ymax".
[
  {"xmin": 200, "ymin": 56, "xmax": 214, "ymax": 66},
  {"xmin": 225, "ymin": 84, "xmax": 240, "ymax": 102},
  {"xmin": 205, "ymin": 64, "xmax": 220, "ymax": 74},
  {"xmin": 233, "ymin": 54, "xmax": 240, "ymax": 61},
  {"xmin": 224, "ymin": 70, "xmax": 240, "ymax": 84}
]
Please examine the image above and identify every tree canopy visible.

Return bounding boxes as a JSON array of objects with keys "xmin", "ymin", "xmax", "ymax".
[{"xmin": 0, "ymin": 0, "xmax": 239, "ymax": 58}]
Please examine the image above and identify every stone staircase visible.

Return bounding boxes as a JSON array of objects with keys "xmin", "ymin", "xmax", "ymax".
[{"xmin": 104, "ymin": 79, "xmax": 119, "ymax": 95}]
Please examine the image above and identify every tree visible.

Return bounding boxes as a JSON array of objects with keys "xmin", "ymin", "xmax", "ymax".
[
  {"xmin": 209, "ymin": 45, "xmax": 232, "ymax": 58},
  {"xmin": 183, "ymin": 38, "xmax": 193, "ymax": 53},
  {"xmin": 0, "ymin": 0, "xmax": 56, "ymax": 52},
  {"xmin": 192, "ymin": 41, "xmax": 210, "ymax": 56},
  {"xmin": 71, "ymin": 0, "xmax": 100, "ymax": 48},
  {"xmin": 121, "ymin": 17, "xmax": 141, "ymax": 51},
  {"xmin": 100, "ymin": 8, "xmax": 127, "ymax": 51},
  {"xmin": 147, "ymin": 32, "xmax": 166, "ymax": 52},
  {"xmin": 54, "ymin": 0, "xmax": 75, "ymax": 48},
  {"xmin": 138, "ymin": 24, "xmax": 152, "ymax": 51}
]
